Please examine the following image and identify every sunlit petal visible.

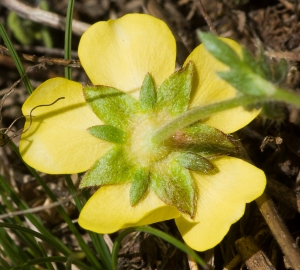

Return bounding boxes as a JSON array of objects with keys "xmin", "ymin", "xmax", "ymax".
[
  {"xmin": 79, "ymin": 14, "xmax": 176, "ymax": 98},
  {"xmin": 20, "ymin": 78, "xmax": 112, "ymax": 173},
  {"xmin": 79, "ymin": 183, "xmax": 180, "ymax": 233},
  {"xmin": 175, "ymin": 156, "xmax": 266, "ymax": 251}
]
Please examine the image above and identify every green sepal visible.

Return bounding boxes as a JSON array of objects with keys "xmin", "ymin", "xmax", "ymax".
[
  {"xmin": 155, "ymin": 61, "xmax": 193, "ymax": 116},
  {"xmin": 140, "ymin": 73, "xmax": 156, "ymax": 112},
  {"xmin": 83, "ymin": 85, "xmax": 139, "ymax": 130},
  {"xmin": 168, "ymin": 123, "xmax": 238, "ymax": 157},
  {"xmin": 176, "ymin": 152, "xmax": 217, "ymax": 174},
  {"xmin": 79, "ymin": 146, "xmax": 134, "ymax": 188},
  {"xmin": 130, "ymin": 168, "xmax": 149, "ymax": 206},
  {"xmin": 150, "ymin": 158, "xmax": 197, "ymax": 218},
  {"xmin": 88, "ymin": 125, "xmax": 126, "ymax": 144},
  {"xmin": 199, "ymin": 32, "xmax": 242, "ymax": 70}
]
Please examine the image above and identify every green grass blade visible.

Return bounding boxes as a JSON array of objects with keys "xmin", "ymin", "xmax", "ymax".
[
  {"xmin": 38, "ymin": 242, "xmax": 55, "ymax": 270},
  {"xmin": 0, "ymin": 201, "xmax": 42, "ymax": 258},
  {"xmin": 0, "ymin": 223, "xmax": 91, "ymax": 270},
  {"xmin": 11, "ymin": 256, "xmax": 67, "ymax": 270},
  {"xmin": 0, "ymin": 174, "xmax": 71, "ymax": 256},
  {"xmin": 81, "ymin": 189, "xmax": 113, "ymax": 268},
  {"xmin": 0, "ymin": 227, "xmax": 30, "ymax": 266},
  {"xmin": 64, "ymin": 0, "xmax": 75, "ymax": 80},
  {"xmin": 64, "ymin": 175, "xmax": 82, "ymax": 210},
  {"xmin": 0, "ymin": 21, "xmax": 33, "ymax": 94},
  {"xmin": 65, "ymin": 176, "xmax": 113, "ymax": 269},
  {"xmin": 8, "ymin": 142, "xmax": 103, "ymax": 269},
  {"xmin": 88, "ymin": 232, "xmax": 112, "ymax": 269},
  {"xmin": 112, "ymin": 226, "xmax": 208, "ymax": 270},
  {"xmin": 0, "ymin": 222, "xmax": 68, "ymax": 256},
  {"xmin": 63, "ymin": 3, "xmax": 108, "ymax": 266},
  {"xmin": 64, "ymin": 3, "xmax": 112, "ymax": 266},
  {"xmin": 0, "ymin": 254, "xmax": 11, "ymax": 269}
]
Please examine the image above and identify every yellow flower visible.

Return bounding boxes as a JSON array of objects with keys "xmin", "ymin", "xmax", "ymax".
[{"xmin": 20, "ymin": 14, "xmax": 266, "ymax": 251}]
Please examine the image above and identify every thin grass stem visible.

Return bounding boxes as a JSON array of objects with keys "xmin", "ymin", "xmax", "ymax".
[
  {"xmin": 8, "ymin": 142, "xmax": 103, "ymax": 268},
  {"xmin": 0, "ymin": 200, "xmax": 42, "ymax": 258},
  {"xmin": 0, "ymin": 174, "xmax": 71, "ymax": 255},
  {"xmin": 0, "ymin": 22, "xmax": 33, "ymax": 94},
  {"xmin": 64, "ymin": 0, "xmax": 75, "ymax": 80},
  {"xmin": 38, "ymin": 242, "xmax": 56, "ymax": 270},
  {"xmin": 112, "ymin": 226, "xmax": 208, "ymax": 270}
]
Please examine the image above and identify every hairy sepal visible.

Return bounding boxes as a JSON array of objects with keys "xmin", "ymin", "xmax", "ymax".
[
  {"xmin": 130, "ymin": 167, "xmax": 150, "ymax": 206},
  {"xmin": 80, "ymin": 146, "xmax": 134, "ymax": 188},
  {"xmin": 176, "ymin": 152, "xmax": 217, "ymax": 174},
  {"xmin": 169, "ymin": 123, "xmax": 238, "ymax": 157},
  {"xmin": 88, "ymin": 125, "xmax": 126, "ymax": 143},
  {"xmin": 150, "ymin": 157, "xmax": 197, "ymax": 218},
  {"xmin": 83, "ymin": 85, "xmax": 139, "ymax": 130},
  {"xmin": 140, "ymin": 73, "xmax": 156, "ymax": 112},
  {"xmin": 155, "ymin": 61, "xmax": 193, "ymax": 116}
]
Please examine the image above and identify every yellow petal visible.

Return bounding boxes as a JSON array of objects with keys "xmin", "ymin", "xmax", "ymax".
[
  {"xmin": 175, "ymin": 156, "xmax": 266, "ymax": 251},
  {"xmin": 78, "ymin": 183, "xmax": 180, "ymax": 233},
  {"xmin": 186, "ymin": 38, "xmax": 260, "ymax": 133},
  {"xmin": 78, "ymin": 14, "xmax": 176, "ymax": 98},
  {"xmin": 20, "ymin": 78, "xmax": 112, "ymax": 174}
]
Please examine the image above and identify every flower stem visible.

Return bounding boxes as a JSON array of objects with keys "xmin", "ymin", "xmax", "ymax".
[
  {"xmin": 272, "ymin": 87, "xmax": 300, "ymax": 107},
  {"xmin": 151, "ymin": 95, "xmax": 262, "ymax": 145},
  {"xmin": 151, "ymin": 87, "xmax": 300, "ymax": 146}
]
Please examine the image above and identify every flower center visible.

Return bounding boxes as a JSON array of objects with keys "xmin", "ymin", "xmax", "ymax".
[{"xmin": 126, "ymin": 113, "xmax": 171, "ymax": 168}]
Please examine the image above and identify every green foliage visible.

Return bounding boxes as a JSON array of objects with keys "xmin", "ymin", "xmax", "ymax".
[
  {"xmin": 0, "ymin": 22, "xmax": 33, "ymax": 94},
  {"xmin": 83, "ymin": 85, "xmax": 139, "ymax": 130},
  {"xmin": 176, "ymin": 152, "xmax": 216, "ymax": 174},
  {"xmin": 1, "ymin": 8, "xmax": 114, "ymax": 266},
  {"xmin": 199, "ymin": 32, "xmax": 242, "ymax": 69},
  {"xmin": 260, "ymin": 102, "xmax": 287, "ymax": 126},
  {"xmin": 140, "ymin": 73, "xmax": 156, "ymax": 111},
  {"xmin": 155, "ymin": 61, "xmax": 193, "ymax": 115},
  {"xmin": 168, "ymin": 122, "xmax": 238, "ymax": 156},
  {"xmin": 217, "ymin": 69, "xmax": 276, "ymax": 96},
  {"xmin": 88, "ymin": 125, "xmax": 126, "ymax": 143},
  {"xmin": 199, "ymin": 32, "xmax": 277, "ymax": 96},
  {"xmin": 270, "ymin": 59, "xmax": 288, "ymax": 84},
  {"xmin": 150, "ymin": 158, "xmax": 197, "ymax": 217},
  {"xmin": 130, "ymin": 168, "xmax": 150, "ymax": 205},
  {"xmin": 112, "ymin": 226, "xmax": 207, "ymax": 269},
  {"xmin": 7, "ymin": 12, "xmax": 34, "ymax": 45},
  {"xmin": 80, "ymin": 147, "xmax": 135, "ymax": 188},
  {"xmin": 3, "ymin": 9, "xmax": 299, "ymax": 267},
  {"xmin": 7, "ymin": 0, "xmax": 52, "ymax": 48},
  {"xmin": 64, "ymin": 0, "xmax": 75, "ymax": 79}
]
